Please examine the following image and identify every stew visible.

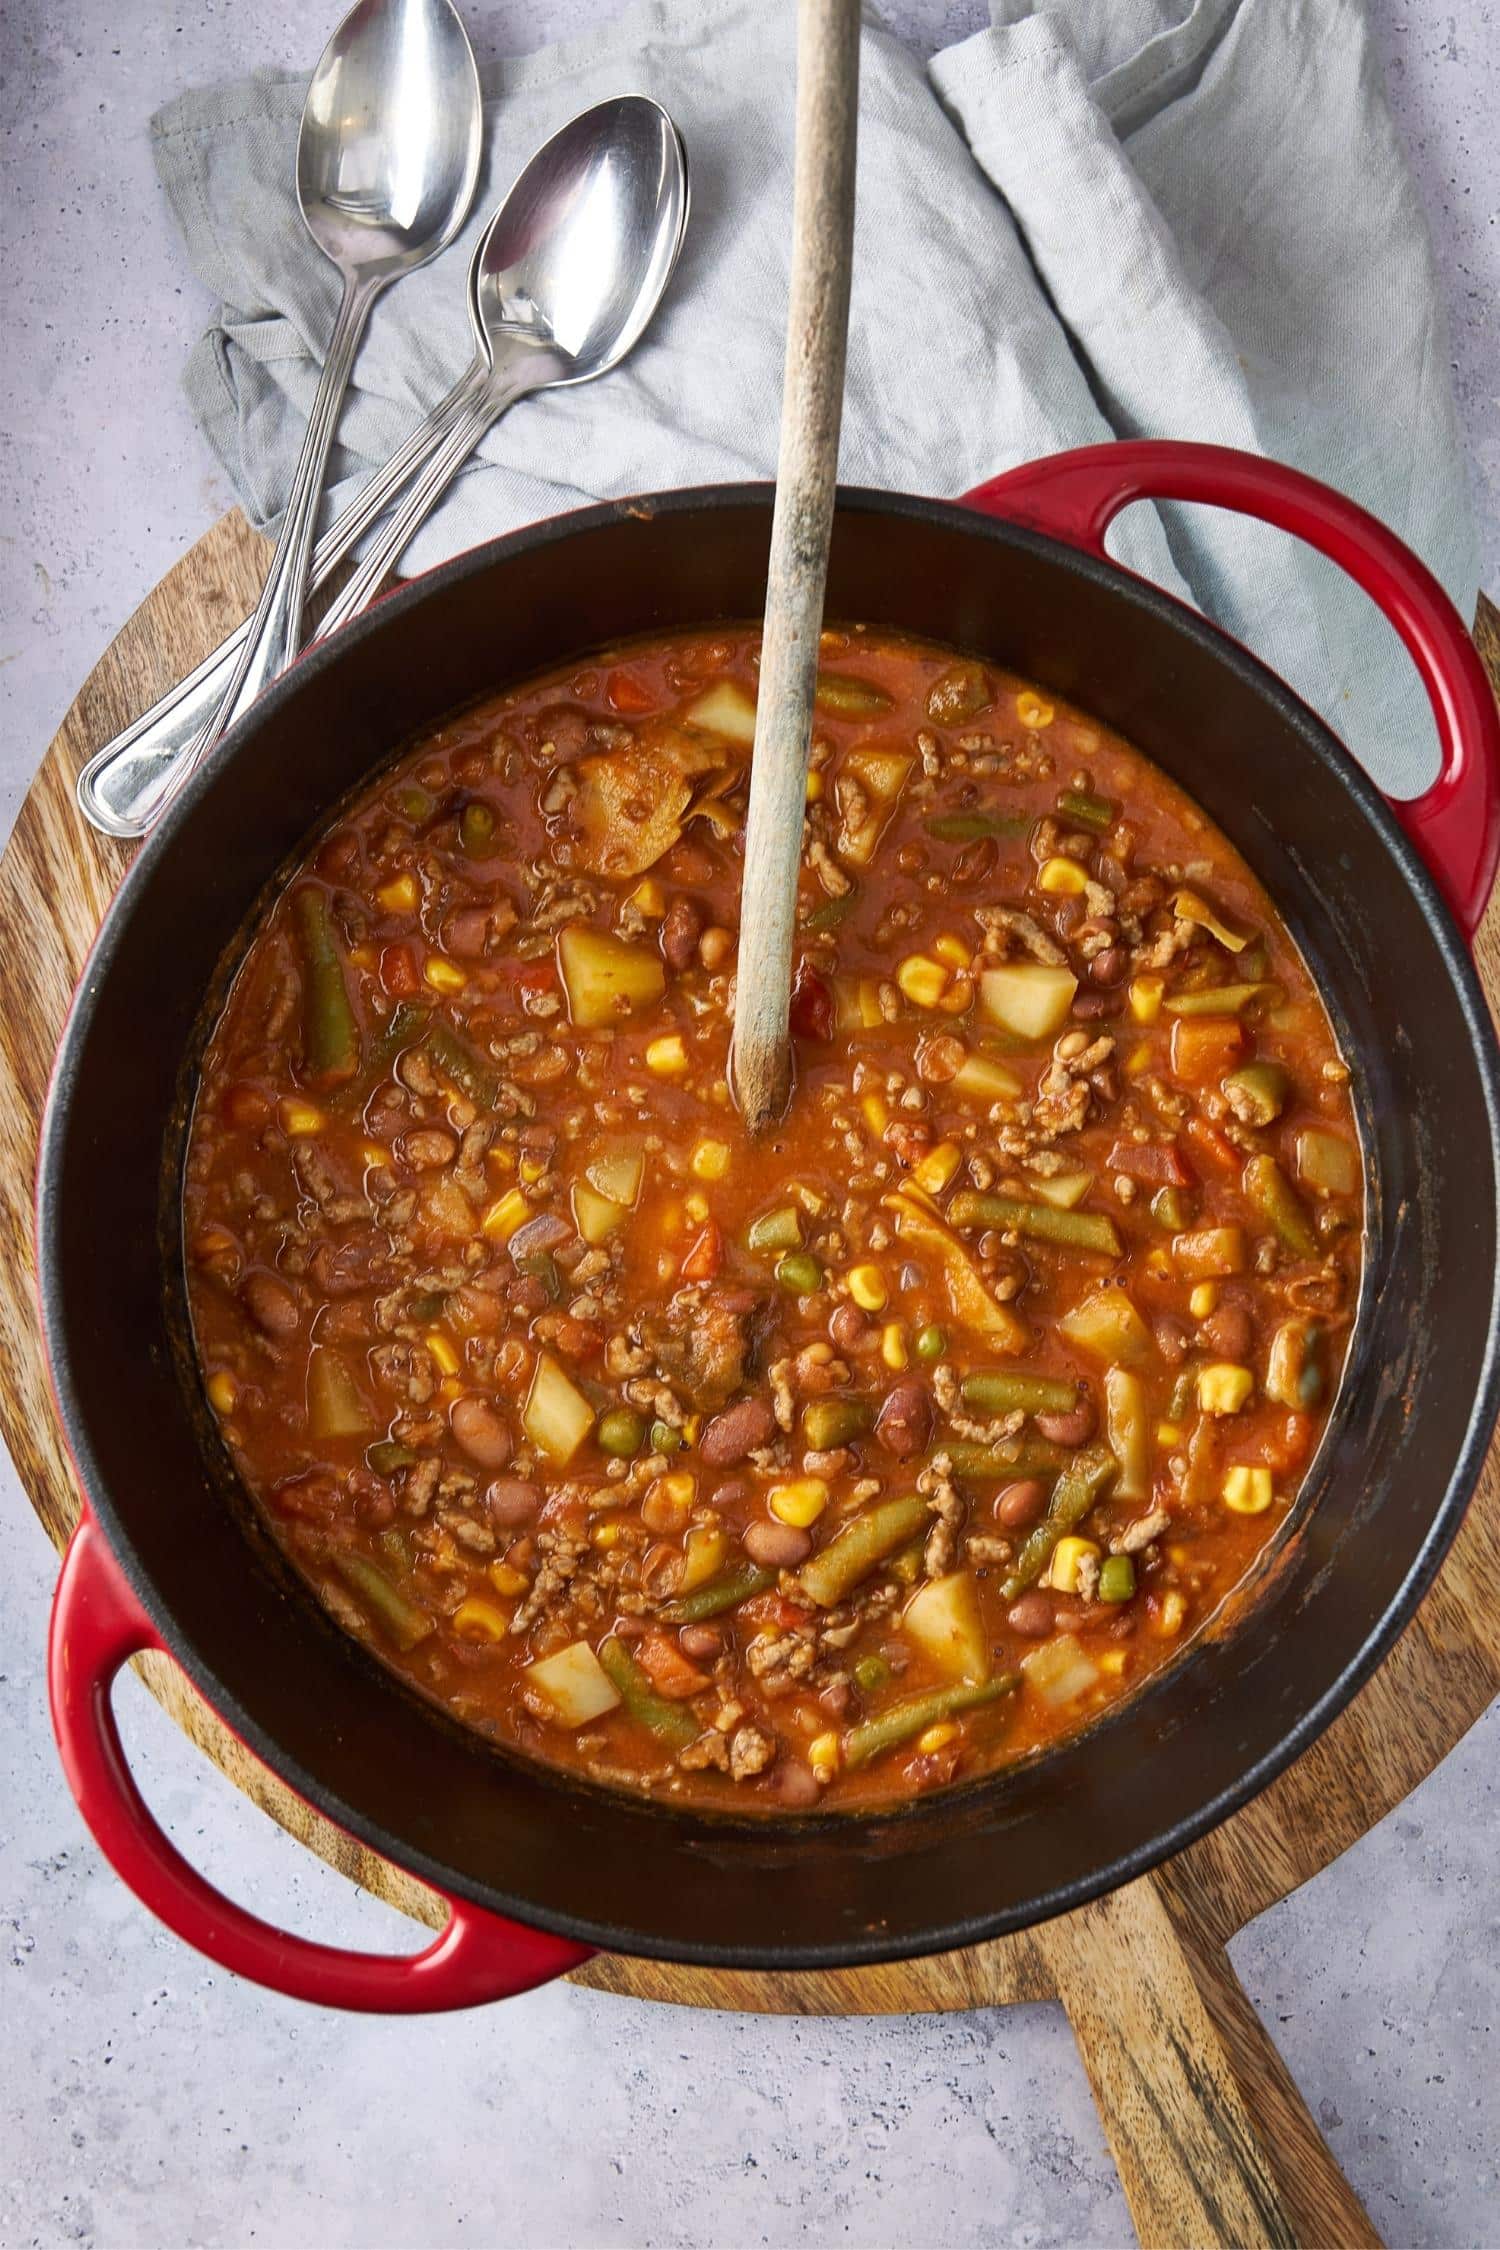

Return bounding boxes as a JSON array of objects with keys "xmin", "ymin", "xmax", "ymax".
[{"xmin": 183, "ymin": 626, "xmax": 1363, "ymax": 1812}]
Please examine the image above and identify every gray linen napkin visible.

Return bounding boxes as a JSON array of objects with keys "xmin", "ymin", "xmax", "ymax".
[{"xmin": 151, "ymin": 0, "xmax": 1478, "ymax": 797}]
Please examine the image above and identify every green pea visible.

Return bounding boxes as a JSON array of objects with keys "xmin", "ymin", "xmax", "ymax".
[
  {"xmin": 914, "ymin": 1323, "xmax": 947, "ymax": 1363},
  {"xmin": 394, "ymin": 784, "xmax": 434, "ymax": 823},
  {"xmin": 650, "ymin": 1419, "xmax": 682, "ymax": 1455},
  {"xmin": 597, "ymin": 1407, "xmax": 646, "ymax": 1458},
  {"xmin": 776, "ymin": 1250, "xmax": 824, "ymax": 1296},
  {"xmin": 1099, "ymin": 1555, "xmax": 1137, "ymax": 1603},
  {"xmin": 852, "ymin": 1653, "xmax": 892, "ymax": 1693},
  {"xmin": 366, "ymin": 1439, "xmax": 415, "ymax": 1477},
  {"xmin": 460, "ymin": 801, "xmax": 496, "ymax": 856}
]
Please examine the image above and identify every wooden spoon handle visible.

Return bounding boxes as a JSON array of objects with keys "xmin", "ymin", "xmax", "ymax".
[
  {"xmin": 731, "ymin": 0, "xmax": 860, "ymax": 1132},
  {"xmin": 1037, "ymin": 1876, "xmax": 1381, "ymax": 2249}
]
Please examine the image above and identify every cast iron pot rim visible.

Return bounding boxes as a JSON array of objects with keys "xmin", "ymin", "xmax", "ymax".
[{"xmin": 38, "ymin": 481, "xmax": 1500, "ymax": 1969}]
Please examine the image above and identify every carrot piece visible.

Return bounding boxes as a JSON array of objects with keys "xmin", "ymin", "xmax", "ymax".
[
  {"xmin": 606, "ymin": 668, "xmax": 656, "ymax": 715},
  {"xmin": 1183, "ymin": 1114, "xmax": 1241, "ymax": 1173},
  {"xmin": 634, "ymin": 1628, "xmax": 711, "ymax": 1700},
  {"xmin": 681, "ymin": 1220, "xmax": 723, "ymax": 1281},
  {"xmin": 379, "ymin": 943, "xmax": 421, "ymax": 998},
  {"xmin": 1107, "ymin": 1135, "xmax": 1196, "ymax": 1187}
]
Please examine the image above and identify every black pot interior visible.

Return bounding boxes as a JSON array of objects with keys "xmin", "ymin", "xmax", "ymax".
[{"xmin": 39, "ymin": 490, "xmax": 1500, "ymax": 1965}]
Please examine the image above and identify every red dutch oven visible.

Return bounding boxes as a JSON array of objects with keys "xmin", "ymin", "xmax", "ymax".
[{"xmin": 39, "ymin": 442, "xmax": 1500, "ymax": 2011}]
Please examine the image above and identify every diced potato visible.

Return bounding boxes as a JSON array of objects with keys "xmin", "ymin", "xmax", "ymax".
[
  {"xmin": 685, "ymin": 679, "xmax": 757, "ymax": 746},
  {"xmin": 836, "ymin": 748, "xmax": 913, "ymax": 867},
  {"xmin": 1295, "ymin": 1126, "xmax": 1359, "ymax": 1197},
  {"xmin": 569, "ymin": 726, "xmax": 722, "ymax": 879},
  {"xmin": 679, "ymin": 1525, "xmax": 729, "ymax": 1592},
  {"xmin": 1028, "ymin": 1169, "xmax": 1093, "ymax": 1210},
  {"xmin": 306, "ymin": 1348, "xmax": 372, "ymax": 1440},
  {"xmin": 526, "ymin": 1640, "xmax": 622, "ymax": 1726},
  {"xmin": 481, "ymin": 1186, "xmax": 530, "ymax": 1242},
  {"xmin": 884, "ymin": 1189, "xmax": 1028, "ymax": 1353},
  {"xmin": 1059, "ymin": 1286, "xmax": 1154, "ymax": 1366},
  {"xmin": 558, "ymin": 924, "xmax": 666, "ymax": 1029},
  {"xmin": 1171, "ymin": 1225, "xmax": 1248, "ymax": 1279},
  {"xmin": 903, "ymin": 1573, "xmax": 990, "ymax": 1683},
  {"xmin": 573, "ymin": 1181, "xmax": 627, "ymax": 1246},
  {"xmin": 979, "ymin": 963, "xmax": 1078, "ymax": 1041},
  {"xmin": 913, "ymin": 1140, "xmax": 962, "ymax": 1196},
  {"xmin": 1169, "ymin": 1015, "xmax": 1246, "ymax": 1084},
  {"xmin": 952, "ymin": 1051, "xmax": 1022, "ymax": 1105},
  {"xmin": 1021, "ymin": 1633, "xmax": 1100, "ymax": 1707},
  {"xmin": 523, "ymin": 1351, "xmax": 596, "ymax": 1464},
  {"xmin": 586, "ymin": 1146, "xmax": 645, "ymax": 1207}
]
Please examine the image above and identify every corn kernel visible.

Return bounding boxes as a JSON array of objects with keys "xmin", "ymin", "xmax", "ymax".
[
  {"xmin": 1144, "ymin": 1248, "xmax": 1173, "ymax": 1280},
  {"xmin": 518, "ymin": 1153, "xmax": 548, "ymax": 1185},
  {"xmin": 348, "ymin": 943, "xmax": 377, "ymax": 971},
  {"xmin": 481, "ymin": 1187, "xmax": 530, "ymax": 1242},
  {"xmin": 1153, "ymin": 1590, "xmax": 1187, "ymax": 1636},
  {"xmin": 914, "ymin": 1139, "xmax": 962, "ymax": 1196},
  {"xmin": 933, "ymin": 932, "xmax": 973, "ymax": 971},
  {"xmin": 916, "ymin": 1720, "xmax": 961, "ymax": 1754},
  {"xmin": 681, "ymin": 1414, "xmax": 703, "ymax": 1447},
  {"xmin": 809, "ymin": 1730, "xmax": 841, "ymax": 1782},
  {"xmin": 487, "ymin": 1144, "xmax": 517, "ymax": 1171},
  {"xmin": 805, "ymin": 769, "xmax": 825, "ymax": 802},
  {"xmin": 862, "ymin": 1093, "xmax": 890, "ymax": 1136},
  {"xmin": 592, "ymin": 1521, "xmax": 625, "ymax": 1549},
  {"xmin": 377, "ymin": 872, "xmax": 419, "ymax": 915},
  {"xmin": 848, "ymin": 1263, "xmax": 888, "ymax": 1313},
  {"xmin": 1189, "ymin": 1282, "xmax": 1220, "ymax": 1319},
  {"xmin": 628, "ymin": 876, "xmax": 665, "ymax": 917},
  {"xmin": 896, "ymin": 954, "xmax": 950, "ymax": 1009},
  {"xmin": 452, "ymin": 1597, "xmax": 510, "ymax": 1642},
  {"xmin": 1222, "ymin": 1464, "xmax": 1275, "ymax": 1514},
  {"xmin": 1129, "ymin": 975, "xmax": 1165, "ymax": 1024},
  {"xmin": 880, "ymin": 1321, "xmax": 909, "ymax": 1371},
  {"xmin": 206, "ymin": 1370, "xmax": 238, "ymax": 1415},
  {"xmin": 439, "ymin": 1376, "xmax": 463, "ymax": 1404},
  {"xmin": 278, "ymin": 1098, "xmax": 325, "ymax": 1137},
  {"xmin": 1038, "ymin": 855, "xmax": 1089, "ymax": 896},
  {"xmin": 1047, "ymin": 1535, "xmax": 1101, "ymax": 1593},
  {"xmin": 1156, "ymin": 1420, "xmax": 1183, "ymax": 1447},
  {"xmin": 1016, "ymin": 691, "xmax": 1054, "ymax": 728},
  {"xmin": 769, "ymin": 1477, "xmax": 830, "ymax": 1528},
  {"xmin": 856, "ymin": 979, "xmax": 884, "ymax": 1029},
  {"xmin": 1125, "ymin": 1042, "xmax": 1155, "ymax": 1077},
  {"xmin": 489, "ymin": 1562, "xmax": 528, "ymax": 1597},
  {"xmin": 1197, "ymin": 1362, "xmax": 1254, "ymax": 1415},
  {"xmin": 425, "ymin": 1330, "xmax": 461, "ymax": 1377},
  {"xmin": 691, "ymin": 1137, "xmax": 731, "ymax": 1181},
  {"xmin": 362, "ymin": 1140, "xmax": 387, "ymax": 1169},
  {"xmin": 423, "ymin": 954, "xmax": 467, "ymax": 994},
  {"xmin": 1096, "ymin": 1649, "xmax": 1129, "ymax": 1677},
  {"xmin": 646, "ymin": 1033, "xmax": 689, "ymax": 1075}
]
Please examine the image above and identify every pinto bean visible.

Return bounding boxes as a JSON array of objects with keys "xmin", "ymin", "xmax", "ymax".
[
  {"xmin": 400, "ymin": 1127, "xmax": 457, "ymax": 1169},
  {"xmin": 1006, "ymin": 1592, "xmax": 1056, "ymax": 1638},
  {"xmin": 875, "ymin": 1380, "xmax": 931, "ymax": 1460},
  {"xmin": 829, "ymin": 1303, "xmax": 869, "ymax": 1353},
  {"xmin": 700, "ymin": 1395, "xmax": 777, "ymax": 1467},
  {"xmin": 661, "ymin": 894, "xmax": 706, "ymax": 971},
  {"xmin": 1070, "ymin": 989, "xmax": 1121, "ymax": 1020},
  {"xmin": 486, "ymin": 1478, "xmax": 541, "ymax": 1527},
  {"xmin": 1200, "ymin": 1301, "xmax": 1253, "ymax": 1360},
  {"xmin": 770, "ymin": 1759, "xmax": 821, "ymax": 1807},
  {"xmin": 996, "ymin": 1478, "xmax": 1047, "ymax": 1531},
  {"xmin": 443, "ymin": 907, "xmax": 491, "ymax": 960},
  {"xmin": 451, "ymin": 1395, "xmax": 513, "ymax": 1468},
  {"xmin": 241, "ymin": 1271, "xmax": 299, "ymax": 1338},
  {"xmin": 1033, "ymin": 1394, "xmax": 1098, "ymax": 1448},
  {"xmin": 698, "ymin": 925, "xmax": 735, "ymax": 971},
  {"xmin": 1088, "ymin": 945, "xmax": 1128, "ymax": 987},
  {"xmin": 916, "ymin": 1033, "xmax": 965, "ymax": 1085},
  {"xmin": 743, "ymin": 1518, "xmax": 813, "ymax": 1569},
  {"xmin": 1153, "ymin": 1313, "xmax": 1191, "ymax": 1367},
  {"xmin": 678, "ymin": 1623, "xmax": 724, "ymax": 1662}
]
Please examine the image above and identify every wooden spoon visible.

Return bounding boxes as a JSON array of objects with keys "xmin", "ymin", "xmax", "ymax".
[{"xmin": 730, "ymin": 0, "xmax": 861, "ymax": 1133}]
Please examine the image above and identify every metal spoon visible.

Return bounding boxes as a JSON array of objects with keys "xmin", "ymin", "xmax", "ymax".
[
  {"xmin": 314, "ymin": 95, "xmax": 688, "ymax": 639},
  {"xmin": 141, "ymin": 0, "xmax": 482, "ymax": 832}
]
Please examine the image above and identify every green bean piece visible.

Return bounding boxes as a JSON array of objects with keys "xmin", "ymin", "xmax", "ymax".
[
  {"xmin": 776, "ymin": 1250, "xmax": 824, "ymax": 1296},
  {"xmin": 747, "ymin": 1205, "xmax": 803, "ymax": 1253},
  {"xmin": 650, "ymin": 1419, "xmax": 683, "ymax": 1455},
  {"xmin": 1098, "ymin": 1555, "xmax": 1137, "ymax": 1603},
  {"xmin": 459, "ymin": 801, "xmax": 496, "ymax": 856},
  {"xmin": 999, "ymin": 1446, "xmax": 1117, "ymax": 1600},
  {"xmin": 947, "ymin": 1191, "xmax": 1122, "ymax": 1257},
  {"xmin": 914, "ymin": 1323, "xmax": 947, "ymax": 1364},
  {"xmin": 1222, "ymin": 1061, "xmax": 1289, "ymax": 1126},
  {"xmin": 944, "ymin": 1439, "xmax": 1063, "ymax": 1481},
  {"xmin": 366, "ymin": 1439, "xmax": 416, "ymax": 1477},
  {"xmin": 1243, "ymin": 1153, "xmax": 1318, "ymax": 1258},
  {"xmin": 597, "ymin": 1636, "xmax": 701, "ymax": 1746},
  {"xmin": 377, "ymin": 1526, "xmax": 410, "ymax": 1574},
  {"xmin": 293, "ymin": 887, "xmax": 361, "ymax": 1085},
  {"xmin": 804, "ymin": 891, "xmax": 857, "ymax": 933},
  {"xmin": 962, "ymin": 1369, "xmax": 1081, "ymax": 1418},
  {"xmin": 424, "ymin": 1019, "xmax": 500, "ymax": 1111},
  {"xmin": 516, "ymin": 1250, "xmax": 562, "ymax": 1301},
  {"xmin": 803, "ymin": 1397, "xmax": 875, "ymax": 1451},
  {"xmin": 660, "ymin": 1564, "xmax": 777, "ymax": 1625},
  {"xmin": 815, "ymin": 672, "xmax": 895, "ymax": 717},
  {"xmin": 925, "ymin": 662, "xmax": 993, "ymax": 725},
  {"xmin": 797, "ymin": 1494, "xmax": 930, "ymax": 1608},
  {"xmin": 1166, "ymin": 1365, "xmax": 1199, "ymax": 1424},
  {"xmin": 366, "ymin": 1000, "xmax": 429, "ymax": 1086},
  {"xmin": 1163, "ymin": 981, "xmax": 1283, "ymax": 1018},
  {"xmin": 405, "ymin": 1290, "xmax": 447, "ymax": 1324},
  {"xmin": 1057, "ymin": 786, "xmax": 1116, "ymax": 831},
  {"xmin": 852, "ymin": 1653, "xmax": 892, "ymax": 1693},
  {"xmin": 331, "ymin": 1552, "xmax": 433, "ymax": 1652},
  {"xmin": 1150, "ymin": 1185, "xmax": 1192, "ymax": 1232},
  {"xmin": 924, "ymin": 811, "xmax": 1031, "ymax": 843},
  {"xmin": 843, "ymin": 1673, "xmax": 1020, "ymax": 1769},
  {"xmin": 597, "ymin": 1407, "xmax": 646, "ymax": 1458}
]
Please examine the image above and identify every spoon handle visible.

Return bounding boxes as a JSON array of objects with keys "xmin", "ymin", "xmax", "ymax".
[{"xmin": 76, "ymin": 359, "xmax": 490, "ymax": 839}]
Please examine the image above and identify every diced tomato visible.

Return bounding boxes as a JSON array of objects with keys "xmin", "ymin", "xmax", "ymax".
[
  {"xmin": 790, "ymin": 960, "xmax": 834, "ymax": 1042},
  {"xmin": 221, "ymin": 1081, "xmax": 272, "ymax": 1132},
  {"xmin": 1107, "ymin": 1135, "xmax": 1195, "ymax": 1188},
  {"xmin": 1261, "ymin": 1412, "xmax": 1315, "ymax": 1474},
  {"xmin": 379, "ymin": 942, "xmax": 421, "ymax": 998},
  {"xmin": 512, "ymin": 958, "xmax": 559, "ymax": 998},
  {"xmin": 681, "ymin": 1219, "xmax": 723, "ymax": 1281},
  {"xmin": 1169, "ymin": 1015, "xmax": 1246, "ymax": 1084},
  {"xmin": 1183, "ymin": 1114, "xmax": 1241, "ymax": 1173},
  {"xmin": 605, "ymin": 668, "xmax": 656, "ymax": 715},
  {"xmin": 634, "ymin": 1629, "xmax": 711, "ymax": 1700}
]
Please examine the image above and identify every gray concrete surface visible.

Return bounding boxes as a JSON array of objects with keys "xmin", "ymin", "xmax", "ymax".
[{"xmin": 1, "ymin": 4, "xmax": 1496, "ymax": 2246}]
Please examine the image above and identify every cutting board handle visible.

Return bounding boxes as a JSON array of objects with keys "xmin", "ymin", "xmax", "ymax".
[{"xmin": 1036, "ymin": 1878, "xmax": 1381, "ymax": 2249}]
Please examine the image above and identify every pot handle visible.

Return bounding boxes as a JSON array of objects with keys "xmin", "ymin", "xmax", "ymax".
[
  {"xmin": 961, "ymin": 441, "xmax": 1500, "ymax": 936},
  {"xmin": 48, "ymin": 1513, "xmax": 594, "ymax": 2012}
]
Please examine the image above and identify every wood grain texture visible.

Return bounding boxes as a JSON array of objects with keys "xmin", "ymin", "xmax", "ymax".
[
  {"xmin": 4, "ymin": 514, "xmax": 1497, "ymax": 2249},
  {"xmin": 730, "ymin": 0, "xmax": 860, "ymax": 1131}
]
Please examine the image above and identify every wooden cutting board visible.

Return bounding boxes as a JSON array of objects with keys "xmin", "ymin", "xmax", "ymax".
[{"xmin": 6, "ymin": 512, "xmax": 1498, "ymax": 2250}]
